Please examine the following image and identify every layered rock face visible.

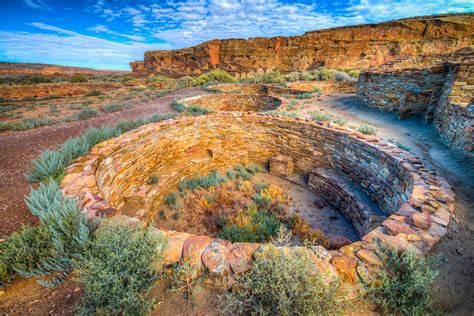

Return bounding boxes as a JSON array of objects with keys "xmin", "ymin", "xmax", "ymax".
[{"xmin": 131, "ymin": 14, "xmax": 474, "ymax": 77}]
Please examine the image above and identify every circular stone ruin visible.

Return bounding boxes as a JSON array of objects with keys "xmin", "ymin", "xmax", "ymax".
[
  {"xmin": 61, "ymin": 112, "xmax": 455, "ymax": 285},
  {"xmin": 181, "ymin": 93, "xmax": 282, "ymax": 112}
]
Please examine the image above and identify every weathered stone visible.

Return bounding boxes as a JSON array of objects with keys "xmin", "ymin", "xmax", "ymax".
[
  {"xmin": 331, "ymin": 254, "xmax": 357, "ymax": 283},
  {"xmin": 227, "ymin": 243, "xmax": 260, "ymax": 274},
  {"xmin": 383, "ymin": 219, "xmax": 417, "ymax": 236},
  {"xmin": 356, "ymin": 249, "xmax": 382, "ymax": 266},
  {"xmin": 182, "ymin": 235, "xmax": 212, "ymax": 269},
  {"xmin": 410, "ymin": 211, "xmax": 432, "ymax": 229},
  {"xmin": 202, "ymin": 240, "xmax": 230, "ymax": 274}
]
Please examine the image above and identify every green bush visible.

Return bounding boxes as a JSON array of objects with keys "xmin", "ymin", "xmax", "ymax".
[
  {"xmin": 168, "ymin": 260, "xmax": 206, "ymax": 305},
  {"xmin": 0, "ymin": 225, "xmax": 53, "ymax": 286},
  {"xmin": 357, "ymin": 124, "xmax": 377, "ymax": 135},
  {"xmin": 218, "ymin": 244, "xmax": 347, "ymax": 315},
  {"xmin": 331, "ymin": 116, "xmax": 348, "ymax": 125},
  {"xmin": 241, "ymin": 70, "xmax": 284, "ymax": 84},
  {"xmin": 101, "ymin": 102, "xmax": 131, "ymax": 112},
  {"xmin": 312, "ymin": 86, "xmax": 322, "ymax": 97},
  {"xmin": 73, "ymin": 108, "xmax": 98, "ymax": 120},
  {"xmin": 218, "ymin": 204, "xmax": 280, "ymax": 243},
  {"xmin": 310, "ymin": 110, "xmax": 333, "ymax": 122},
  {"xmin": 164, "ymin": 192, "xmax": 180, "ymax": 209},
  {"xmin": 193, "ymin": 69, "xmax": 236, "ymax": 86},
  {"xmin": 171, "ymin": 100, "xmax": 186, "ymax": 112},
  {"xmin": 186, "ymin": 105, "xmax": 211, "ymax": 116},
  {"xmin": 76, "ymin": 220, "xmax": 166, "ymax": 315},
  {"xmin": 297, "ymin": 92, "xmax": 313, "ymax": 99},
  {"xmin": 70, "ymin": 74, "xmax": 89, "ymax": 83},
  {"xmin": 84, "ymin": 90, "xmax": 102, "ymax": 97},
  {"xmin": 24, "ymin": 179, "xmax": 94, "ymax": 287},
  {"xmin": 178, "ymin": 170, "xmax": 228, "ymax": 192},
  {"xmin": 148, "ymin": 175, "xmax": 159, "ymax": 184},
  {"xmin": 367, "ymin": 246, "xmax": 438, "ymax": 315}
]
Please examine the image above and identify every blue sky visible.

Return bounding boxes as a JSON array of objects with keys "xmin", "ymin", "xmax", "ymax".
[{"xmin": 1, "ymin": 0, "xmax": 472, "ymax": 70}]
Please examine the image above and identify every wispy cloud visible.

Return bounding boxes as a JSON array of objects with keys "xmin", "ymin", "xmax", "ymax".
[
  {"xmin": 0, "ymin": 23, "xmax": 170, "ymax": 70},
  {"xmin": 23, "ymin": 0, "xmax": 52, "ymax": 11},
  {"xmin": 87, "ymin": 24, "xmax": 145, "ymax": 41}
]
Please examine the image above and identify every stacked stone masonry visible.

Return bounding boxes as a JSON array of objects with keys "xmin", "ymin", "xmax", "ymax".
[
  {"xmin": 60, "ymin": 112, "xmax": 455, "ymax": 290},
  {"xmin": 357, "ymin": 48, "xmax": 473, "ymax": 155},
  {"xmin": 182, "ymin": 93, "xmax": 282, "ymax": 112}
]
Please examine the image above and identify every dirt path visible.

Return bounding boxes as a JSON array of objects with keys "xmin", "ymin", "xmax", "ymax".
[
  {"xmin": 299, "ymin": 93, "xmax": 474, "ymax": 314},
  {"xmin": 0, "ymin": 87, "xmax": 205, "ymax": 237}
]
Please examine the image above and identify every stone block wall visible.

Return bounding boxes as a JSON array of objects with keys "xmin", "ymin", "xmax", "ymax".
[
  {"xmin": 357, "ymin": 49, "xmax": 473, "ymax": 155},
  {"xmin": 60, "ymin": 113, "xmax": 455, "ymax": 290},
  {"xmin": 356, "ymin": 67, "xmax": 447, "ymax": 118},
  {"xmin": 182, "ymin": 93, "xmax": 281, "ymax": 112},
  {"xmin": 434, "ymin": 55, "xmax": 474, "ymax": 152}
]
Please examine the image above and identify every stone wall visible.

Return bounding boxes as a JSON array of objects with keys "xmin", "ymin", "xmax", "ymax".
[
  {"xmin": 182, "ymin": 94, "xmax": 281, "ymax": 112},
  {"xmin": 208, "ymin": 83, "xmax": 304, "ymax": 96},
  {"xmin": 357, "ymin": 49, "xmax": 473, "ymax": 155},
  {"xmin": 288, "ymin": 80, "xmax": 356, "ymax": 94},
  {"xmin": 434, "ymin": 52, "xmax": 474, "ymax": 152},
  {"xmin": 60, "ymin": 113, "xmax": 455, "ymax": 288},
  {"xmin": 356, "ymin": 67, "xmax": 447, "ymax": 118}
]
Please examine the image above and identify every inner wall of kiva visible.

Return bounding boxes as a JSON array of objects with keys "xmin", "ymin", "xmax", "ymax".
[{"xmin": 95, "ymin": 114, "xmax": 413, "ymax": 234}]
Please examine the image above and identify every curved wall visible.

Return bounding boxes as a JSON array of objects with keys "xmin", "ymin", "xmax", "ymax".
[{"xmin": 182, "ymin": 93, "xmax": 281, "ymax": 112}]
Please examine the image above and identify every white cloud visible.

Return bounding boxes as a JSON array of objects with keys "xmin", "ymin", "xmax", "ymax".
[
  {"xmin": 87, "ymin": 24, "xmax": 145, "ymax": 41},
  {"xmin": 0, "ymin": 24, "xmax": 170, "ymax": 70},
  {"xmin": 23, "ymin": 0, "xmax": 52, "ymax": 11}
]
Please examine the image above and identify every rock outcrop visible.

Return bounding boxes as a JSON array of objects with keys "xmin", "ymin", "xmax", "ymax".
[{"xmin": 131, "ymin": 13, "xmax": 474, "ymax": 77}]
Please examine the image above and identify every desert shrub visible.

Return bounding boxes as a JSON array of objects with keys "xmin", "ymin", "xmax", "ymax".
[
  {"xmin": 311, "ymin": 67, "xmax": 336, "ymax": 81},
  {"xmin": 0, "ymin": 225, "xmax": 53, "ymax": 286},
  {"xmin": 148, "ymin": 175, "xmax": 159, "ymax": 184},
  {"xmin": 263, "ymin": 110, "xmax": 297, "ymax": 118},
  {"xmin": 193, "ymin": 69, "xmax": 236, "ymax": 86},
  {"xmin": 101, "ymin": 102, "xmax": 130, "ymax": 112},
  {"xmin": 27, "ymin": 114, "xmax": 176, "ymax": 182},
  {"xmin": 332, "ymin": 116, "xmax": 348, "ymax": 125},
  {"xmin": 177, "ymin": 76, "xmax": 195, "ymax": 88},
  {"xmin": 357, "ymin": 124, "xmax": 377, "ymax": 135},
  {"xmin": 312, "ymin": 86, "xmax": 322, "ymax": 96},
  {"xmin": 218, "ymin": 204, "xmax": 281, "ymax": 243},
  {"xmin": 218, "ymin": 243, "xmax": 347, "ymax": 315},
  {"xmin": 310, "ymin": 110, "xmax": 333, "ymax": 122},
  {"xmin": 76, "ymin": 220, "xmax": 166, "ymax": 315},
  {"xmin": 73, "ymin": 108, "xmax": 98, "ymax": 120},
  {"xmin": 367, "ymin": 246, "xmax": 438, "ymax": 315},
  {"xmin": 170, "ymin": 99, "xmax": 186, "ymax": 112},
  {"xmin": 297, "ymin": 92, "xmax": 313, "ymax": 99},
  {"xmin": 168, "ymin": 260, "xmax": 206, "ymax": 305},
  {"xmin": 346, "ymin": 69, "xmax": 361, "ymax": 78},
  {"xmin": 178, "ymin": 170, "xmax": 228, "ymax": 192},
  {"xmin": 186, "ymin": 105, "xmax": 211, "ymax": 116},
  {"xmin": 165, "ymin": 192, "xmax": 180, "ymax": 209},
  {"xmin": 84, "ymin": 90, "xmax": 102, "ymax": 97},
  {"xmin": 334, "ymin": 70, "xmax": 357, "ymax": 82},
  {"xmin": 24, "ymin": 179, "xmax": 94, "ymax": 287},
  {"xmin": 70, "ymin": 74, "xmax": 88, "ymax": 83},
  {"xmin": 242, "ymin": 70, "xmax": 285, "ymax": 84}
]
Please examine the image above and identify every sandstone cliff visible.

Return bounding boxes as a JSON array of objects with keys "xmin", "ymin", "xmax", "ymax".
[{"xmin": 131, "ymin": 13, "xmax": 474, "ymax": 78}]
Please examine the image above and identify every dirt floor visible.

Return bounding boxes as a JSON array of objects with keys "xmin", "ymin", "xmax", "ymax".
[{"xmin": 0, "ymin": 90, "xmax": 472, "ymax": 314}]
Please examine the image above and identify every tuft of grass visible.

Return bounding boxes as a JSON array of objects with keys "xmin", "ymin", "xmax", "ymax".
[
  {"xmin": 331, "ymin": 116, "xmax": 348, "ymax": 125},
  {"xmin": 263, "ymin": 110, "xmax": 297, "ymax": 118},
  {"xmin": 357, "ymin": 124, "xmax": 377, "ymax": 135},
  {"xmin": 367, "ymin": 246, "xmax": 438, "ymax": 315},
  {"xmin": 84, "ymin": 90, "xmax": 102, "ymax": 97},
  {"xmin": 312, "ymin": 86, "xmax": 322, "ymax": 97},
  {"xmin": 164, "ymin": 192, "xmax": 180, "ymax": 209},
  {"xmin": 76, "ymin": 220, "xmax": 166, "ymax": 315},
  {"xmin": 101, "ymin": 102, "xmax": 131, "ymax": 112},
  {"xmin": 168, "ymin": 260, "xmax": 206, "ymax": 306},
  {"xmin": 218, "ymin": 243, "xmax": 347, "ymax": 315},
  {"xmin": 73, "ymin": 108, "xmax": 98, "ymax": 120}
]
